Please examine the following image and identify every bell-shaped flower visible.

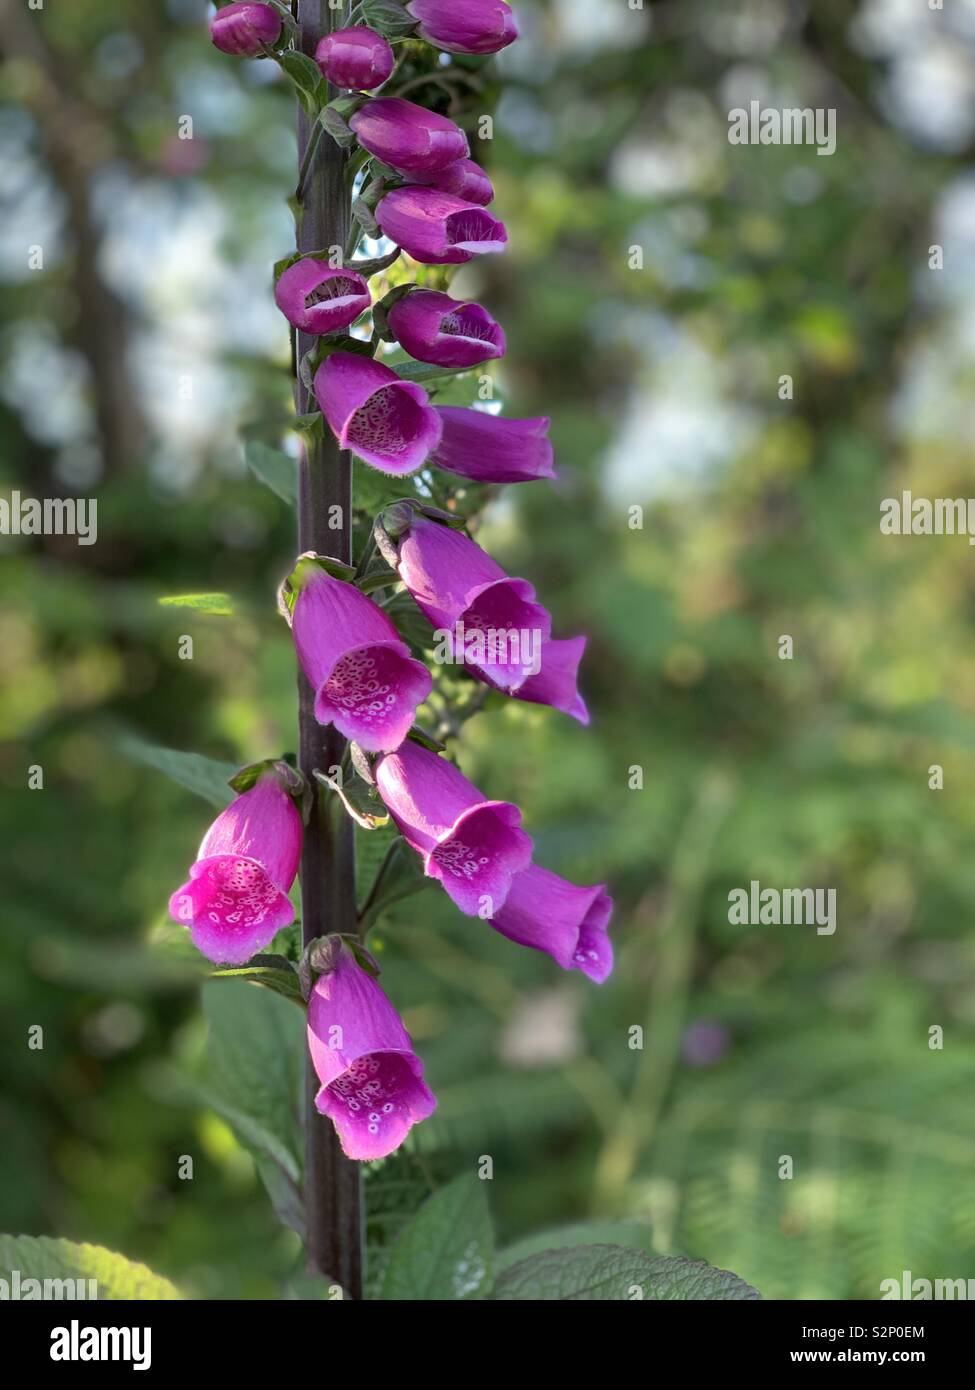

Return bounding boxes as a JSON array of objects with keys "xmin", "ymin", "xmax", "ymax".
[
  {"xmin": 349, "ymin": 97, "xmax": 468, "ymax": 175},
  {"xmin": 375, "ymin": 739, "xmax": 532, "ymax": 916},
  {"xmin": 405, "ymin": 0, "xmax": 519, "ymax": 55},
  {"xmin": 209, "ymin": 2, "xmax": 281, "ymax": 56},
  {"xmin": 390, "ymin": 512, "xmax": 551, "ymax": 692},
  {"xmin": 291, "ymin": 565, "xmax": 431, "ymax": 752},
  {"xmin": 169, "ymin": 776, "xmax": 302, "ymax": 964},
  {"xmin": 508, "ymin": 636, "xmax": 589, "ymax": 725},
  {"xmin": 429, "ymin": 406, "xmax": 554, "ymax": 483},
  {"xmin": 411, "ymin": 158, "xmax": 494, "ymax": 206},
  {"xmin": 375, "ymin": 186, "xmax": 508, "ymax": 264},
  {"xmin": 274, "ymin": 260, "xmax": 370, "ymax": 335},
  {"xmin": 314, "ymin": 350, "xmax": 442, "ymax": 474},
  {"xmin": 314, "ymin": 25, "xmax": 394, "ymax": 90},
  {"xmin": 490, "ymin": 866, "xmax": 614, "ymax": 982},
  {"xmin": 308, "ymin": 947, "xmax": 436, "ymax": 1160},
  {"xmin": 387, "ymin": 291, "xmax": 505, "ymax": 368}
]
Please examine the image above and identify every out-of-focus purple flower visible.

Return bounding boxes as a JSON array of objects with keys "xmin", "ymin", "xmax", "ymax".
[
  {"xmin": 274, "ymin": 260, "xmax": 370, "ymax": 335},
  {"xmin": 209, "ymin": 2, "xmax": 281, "ymax": 56},
  {"xmin": 375, "ymin": 186, "xmax": 508, "ymax": 264},
  {"xmin": 375, "ymin": 739, "xmax": 532, "ymax": 916},
  {"xmin": 387, "ymin": 291, "xmax": 505, "ymax": 368},
  {"xmin": 507, "ymin": 636, "xmax": 589, "ymax": 725},
  {"xmin": 490, "ymin": 866, "xmax": 613, "ymax": 982},
  {"xmin": 349, "ymin": 97, "xmax": 468, "ymax": 174},
  {"xmin": 391, "ymin": 513, "xmax": 551, "ymax": 692},
  {"xmin": 168, "ymin": 777, "xmax": 301, "ymax": 964},
  {"xmin": 291, "ymin": 566, "xmax": 431, "ymax": 753},
  {"xmin": 314, "ymin": 351, "xmax": 442, "ymax": 474},
  {"xmin": 314, "ymin": 25, "xmax": 395, "ymax": 90},
  {"xmin": 428, "ymin": 407, "xmax": 553, "ymax": 483},
  {"xmin": 411, "ymin": 158, "xmax": 495, "ymax": 206},
  {"xmin": 681, "ymin": 1021, "xmax": 732, "ymax": 1068},
  {"xmin": 405, "ymin": 0, "xmax": 519, "ymax": 55},
  {"xmin": 308, "ymin": 947, "xmax": 436, "ymax": 1160}
]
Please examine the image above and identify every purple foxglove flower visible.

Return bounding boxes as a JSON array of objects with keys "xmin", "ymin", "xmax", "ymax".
[
  {"xmin": 274, "ymin": 260, "xmax": 371, "ymax": 335},
  {"xmin": 291, "ymin": 566, "xmax": 431, "ymax": 753},
  {"xmin": 314, "ymin": 351, "xmax": 442, "ymax": 474},
  {"xmin": 314, "ymin": 25, "xmax": 395, "ymax": 90},
  {"xmin": 405, "ymin": 0, "xmax": 519, "ymax": 55},
  {"xmin": 169, "ymin": 777, "xmax": 301, "ymax": 965},
  {"xmin": 375, "ymin": 739, "xmax": 532, "ymax": 916},
  {"xmin": 209, "ymin": 2, "xmax": 281, "ymax": 56},
  {"xmin": 412, "ymin": 158, "xmax": 495, "ymax": 206},
  {"xmin": 429, "ymin": 407, "xmax": 554, "ymax": 483},
  {"xmin": 348, "ymin": 97, "xmax": 468, "ymax": 175},
  {"xmin": 490, "ymin": 866, "xmax": 613, "ymax": 983},
  {"xmin": 387, "ymin": 290, "xmax": 505, "ymax": 368},
  {"xmin": 308, "ymin": 949, "xmax": 436, "ymax": 1160},
  {"xmin": 375, "ymin": 186, "xmax": 508, "ymax": 264},
  {"xmin": 510, "ymin": 636, "xmax": 589, "ymax": 725},
  {"xmin": 391, "ymin": 513, "xmax": 551, "ymax": 691}
]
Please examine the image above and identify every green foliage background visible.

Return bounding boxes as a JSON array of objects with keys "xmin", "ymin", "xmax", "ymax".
[{"xmin": 2, "ymin": 0, "xmax": 974, "ymax": 1299}]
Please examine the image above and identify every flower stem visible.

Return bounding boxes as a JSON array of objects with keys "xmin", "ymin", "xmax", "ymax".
[{"xmin": 294, "ymin": 0, "xmax": 363, "ymax": 1300}]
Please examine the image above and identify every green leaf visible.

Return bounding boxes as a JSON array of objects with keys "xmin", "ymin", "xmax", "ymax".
[
  {"xmin": 201, "ymin": 978, "xmax": 304, "ymax": 1184},
  {"xmin": 491, "ymin": 1247, "xmax": 761, "ymax": 1301},
  {"xmin": 0, "ymin": 1236, "xmax": 182, "ymax": 1300},
  {"xmin": 119, "ymin": 735, "xmax": 236, "ymax": 807},
  {"xmin": 349, "ymin": 246, "xmax": 401, "ymax": 278},
  {"xmin": 158, "ymin": 593, "xmax": 234, "ymax": 616},
  {"xmin": 380, "ymin": 1173, "xmax": 494, "ymax": 1300},
  {"xmin": 245, "ymin": 441, "xmax": 298, "ymax": 509},
  {"xmin": 210, "ymin": 956, "xmax": 304, "ymax": 1004},
  {"xmin": 360, "ymin": 0, "xmax": 418, "ymax": 38},
  {"xmin": 315, "ymin": 768, "xmax": 389, "ymax": 830},
  {"xmin": 394, "ymin": 361, "xmax": 477, "ymax": 386},
  {"xmin": 495, "ymin": 1220, "xmax": 654, "ymax": 1273},
  {"xmin": 278, "ymin": 50, "xmax": 327, "ymax": 115},
  {"xmin": 320, "ymin": 103, "xmax": 356, "ymax": 149}
]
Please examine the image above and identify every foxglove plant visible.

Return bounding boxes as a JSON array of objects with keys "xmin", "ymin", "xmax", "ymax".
[{"xmin": 163, "ymin": 1, "xmax": 613, "ymax": 1298}]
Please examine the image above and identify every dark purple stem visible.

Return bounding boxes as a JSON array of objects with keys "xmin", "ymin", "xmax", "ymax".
[{"xmin": 294, "ymin": 0, "xmax": 363, "ymax": 1298}]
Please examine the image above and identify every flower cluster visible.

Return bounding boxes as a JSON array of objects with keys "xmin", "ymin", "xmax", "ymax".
[{"xmin": 179, "ymin": 2, "xmax": 612, "ymax": 1162}]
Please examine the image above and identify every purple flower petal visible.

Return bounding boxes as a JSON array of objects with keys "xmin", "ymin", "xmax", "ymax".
[
  {"xmin": 349, "ymin": 97, "xmax": 468, "ymax": 174},
  {"xmin": 314, "ymin": 25, "xmax": 395, "ymax": 90},
  {"xmin": 209, "ymin": 1, "xmax": 281, "ymax": 56},
  {"xmin": 314, "ymin": 351, "xmax": 442, "ymax": 474},
  {"xmin": 292, "ymin": 568, "xmax": 432, "ymax": 752},
  {"xmin": 405, "ymin": 0, "xmax": 519, "ymax": 55},
  {"xmin": 308, "ymin": 951, "xmax": 436, "ymax": 1161},
  {"xmin": 490, "ymin": 866, "xmax": 614, "ymax": 982},
  {"xmin": 375, "ymin": 187, "xmax": 508, "ymax": 264},
  {"xmin": 168, "ymin": 778, "xmax": 302, "ymax": 963},
  {"xmin": 376, "ymin": 740, "xmax": 532, "ymax": 916},
  {"xmin": 387, "ymin": 291, "xmax": 505, "ymax": 368},
  {"xmin": 411, "ymin": 157, "xmax": 495, "ymax": 205},
  {"xmin": 274, "ymin": 260, "xmax": 371, "ymax": 335},
  {"xmin": 429, "ymin": 407, "xmax": 554, "ymax": 483}
]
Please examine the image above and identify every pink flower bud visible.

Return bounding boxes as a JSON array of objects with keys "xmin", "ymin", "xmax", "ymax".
[
  {"xmin": 314, "ymin": 25, "xmax": 395, "ymax": 91},
  {"xmin": 405, "ymin": 0, "xmax": 519, "ymax": 55},
  {"xmin": 209, "ymin": 2, "xmax": 281, "ymax": 57},
  {"xmin": 349, "ymin": 97, "xmax": 469, "ymax": 175}
]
